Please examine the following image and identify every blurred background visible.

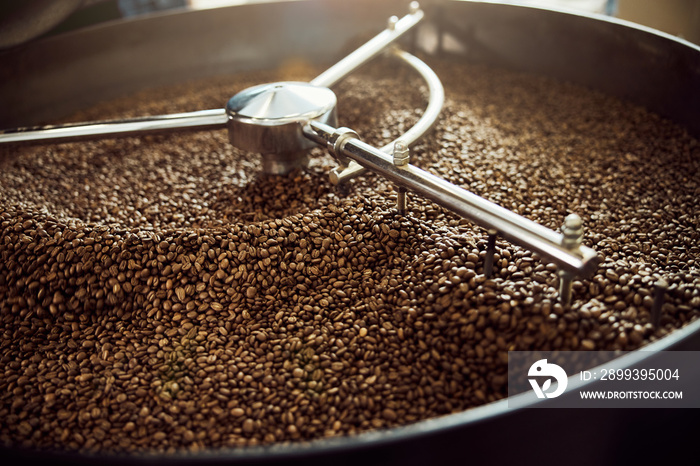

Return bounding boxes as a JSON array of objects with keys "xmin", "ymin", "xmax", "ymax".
[
  {"xmin": 515, "ymin": 0, "xmax": 700, "ymax": 45},
  {"xmin": 0, "ymin": 0, "xmax": 699, "ymax": 49}
]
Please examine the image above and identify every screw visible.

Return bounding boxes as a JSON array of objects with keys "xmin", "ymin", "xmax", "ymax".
[
  {"xmin": 558, "ymin": 213, "xmax": 583, "ymax": 306},
  {"xmin": 409, "ymin": 2, "xmax": 420, "ymax": 14},
  {"xmin": 387, "ymin": 16, "xmax": 398, "ymax": 31}
]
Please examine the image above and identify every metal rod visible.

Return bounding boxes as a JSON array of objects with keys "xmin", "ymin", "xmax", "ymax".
[
  {"xmin": 559, "ymin": 271, "xmax": 574, "ymax": 306},
  {"xmin": 484, "ymin": 229, "xmax": 498, "ymax": 278},
  {"xmin": 651, "ymin": 279, "xmax": 668, "ymax": 328},
  {"xmin": 397, "ymin": 187, "xmax": 408, "ymax": 214},
  {"xmin": 310, "ymin": 3, "xmax": 424, "ymax": 89},
  {"xmin": 303, "ymin": 121, "xmax": 600, "ymax": 277},
  {"xmin": 0, "ymin": 109, "xmax": 228, "ymax": 146},
  {"xmin": 330, "ymin": 47, "xmax": 444, "ymax": 185}
]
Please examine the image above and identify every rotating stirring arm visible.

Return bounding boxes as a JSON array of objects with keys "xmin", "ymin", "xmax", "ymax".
[
  {"xmin": 0, "ymin": 3, "xmax": 424, "ymax": 148},
  {"xmin": 0, "ymin": 109, "xmax": 229, "ymax": 145},
  {"xmin": 303, "ymin": 120, "xmax": 599, "ymax": 278},
  {"xmin": 0, "ymin": 2, "xmax": 600, "ymax": 300}
]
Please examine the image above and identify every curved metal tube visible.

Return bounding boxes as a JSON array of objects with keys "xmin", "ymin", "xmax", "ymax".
[
  {"xmin": 310, "ymin": 3, "xmax": 424, "ymax": 89},
  {"xmin": 330, "ymin": 47, "xmax": 445, "ymax": 184},
  {"xmin": 304, "ymin": 120, "xmax": 600, "ymax": 277},
  {"xmin": 0, "ymin": 109, "xmax": 228, "ymax": 146}
]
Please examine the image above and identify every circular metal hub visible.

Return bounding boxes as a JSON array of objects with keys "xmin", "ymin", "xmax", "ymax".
[{"xmin": 226, "ymin": 81, "xmax": 337, "ymax": 174}]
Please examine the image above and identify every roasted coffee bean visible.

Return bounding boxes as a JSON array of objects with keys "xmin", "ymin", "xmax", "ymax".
[{"xmin": 0, "ymin": 57, "xmax": 698, "ymax": 455}]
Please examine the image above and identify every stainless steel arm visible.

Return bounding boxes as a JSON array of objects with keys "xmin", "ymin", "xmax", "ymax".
[
  {"xmin": 0, "ymin": 109, "xmax": 228, "ymax": 146},
  {"xmin": 310, "ymin": 2, "xmax": 423, "ymax": 89},
  {"xmin": 329, "ymin": 47, "xmax": 445, "ymax": 185},
  {"xmin": 303, "ymin": 120, "xmax": 600, "ymax": 277},
  {"xmin": 0, "ymin": 4, "xmax": 423, "ymax": 148}
]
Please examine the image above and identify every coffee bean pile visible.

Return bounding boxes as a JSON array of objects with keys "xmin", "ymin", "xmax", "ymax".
[{"xmin": 1, "ymin": 56, "xmax": 699, "ymax": 454}]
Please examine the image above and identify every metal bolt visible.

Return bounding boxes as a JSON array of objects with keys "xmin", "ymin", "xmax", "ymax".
[
  {"xmin": 393, "ymin": 140, "xmax": 410, "ymax": 166},
  {"xmin": 387, "ymin": 15, "xmax": 398, "ymax": 31},
  {"xmin": 561, "ymin": 213, "xmax": 583, "ymax": 249},
  {"xmin": 558, "ymin": 213, "xmax": 583, "ymax": 305}
]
